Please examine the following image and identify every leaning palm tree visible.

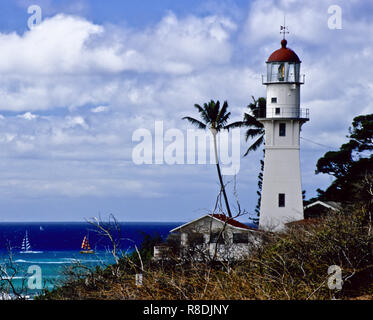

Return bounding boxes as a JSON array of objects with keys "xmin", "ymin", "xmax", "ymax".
[
  {"xmin": 183, "ymin": 100, "xmax": 233, "ymax": 218},
  {"xmin": 226, "ymin": 96, "xmax": 266, "ymax": 156}
]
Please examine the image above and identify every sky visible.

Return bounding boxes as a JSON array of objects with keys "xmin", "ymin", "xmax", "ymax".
[{"xmin": 0, "ymin": 0, "xmax": 371, "ymax": 222}]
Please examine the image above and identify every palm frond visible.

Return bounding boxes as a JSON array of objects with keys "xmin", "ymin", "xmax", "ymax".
[
  {"xmin": 210, "ymin": 100, "xmax": 220, "ymax": 122},
  {"xmin": 217, "ymin": 101, "xmax": 228, "ymax": 122},
  {"xmin": 182, "ymin": 117, "xmax": 207, "ymax": 129},
  {"xmin": 243, "ymin": 113, "xmax": 263, "ymax": 128},
  {"xmin": 224, "ymin": 121, "xmax": 245, "ymax": 131},
  {"xmin": 257, "ymin": 97, "xmax": 266, "ymax": 108},
  {"xmin": 194, "ymin": 104, "xmax": 205, "ymax": 114},
  {"xmin": 194, "ymin": 104, "xmax": 210, "ymax": 124},
  {"xmin": 219, "ymin": 111, "xmax": 231, "ymax": 128},
  {"xmin": 243, "ymin": 135, "xmax": 264, "ymax": 156},
  {"xmin": 224, "ymin": 96, "xmax": 266, "ymax": 156},
  {"xmin": 245, "ymin": 128, "xmax": 264, "ymax": 141},
  {"xmin": 204, "ymin": 101, "xmax": 213, "ymax": 122}
]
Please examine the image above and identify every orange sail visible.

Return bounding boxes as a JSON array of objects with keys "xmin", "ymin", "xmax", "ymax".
[{"xmin": 80, "ymin": 236, "xmax": 94, "ymax": 253}]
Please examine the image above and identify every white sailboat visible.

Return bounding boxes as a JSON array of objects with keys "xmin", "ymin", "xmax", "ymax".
[{"xmin": 20, "ymin": 231, "xmax": 42, "ymax": 254}]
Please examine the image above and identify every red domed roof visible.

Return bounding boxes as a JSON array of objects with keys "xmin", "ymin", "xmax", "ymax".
[{"xmin": 267, "ymin": 39, "xmax": 301, "ymax": 63}]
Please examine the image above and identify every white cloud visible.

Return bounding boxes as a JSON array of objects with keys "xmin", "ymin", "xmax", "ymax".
[
  {"xmin": 64, "ymin": 116, "xmax": 88, "ymax": 129},
  {"xmin": 91, "ymin": 106, "xmax": 109, "ymax": 113},
  {"xmin": 0, "ymin": 177, "xmax": 163, "ymax": 198},
  {"xmin": 0, "ymin": 2, "xmax": 372, "ymax": 217},
  {"xmin": 0, "ymin": 12, "xmax": 235, "ymax": 76},
  {"xmin": 242, "ymin": 0, "xmax": 333, "ymax": 45},
  {"xmin": 0, "ymin": 13, "xmax": 236, "ymax": 113},
  {"xmin": 0, "ymin": 15, "xmax": 103, "ymax": 75},
  {"xmin": 17, "ymin": 112, "xmax": 38, "ymax": 120}
]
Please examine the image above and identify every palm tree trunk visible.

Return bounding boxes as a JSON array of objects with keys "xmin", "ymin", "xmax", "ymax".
[{"xmin": 212, "ymin": 130, "xmax": 232, "ymax": 218}]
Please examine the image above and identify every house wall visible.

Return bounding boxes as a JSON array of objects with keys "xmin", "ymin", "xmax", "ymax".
[
  {"xmin": 304, "ymin": 204, "xmax": 335, "ymax": 219},
  {"xmin": 173, "ymin": 216, "xmax": 260, "ymax": 261}
]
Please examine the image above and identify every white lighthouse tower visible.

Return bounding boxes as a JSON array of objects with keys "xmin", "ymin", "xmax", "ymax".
[{"xmin": 258, "ymin": 33, "xmax": 309, "ymax": 231}]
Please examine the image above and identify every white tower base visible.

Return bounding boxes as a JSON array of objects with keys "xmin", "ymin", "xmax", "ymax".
[{"xmin": 258, "ymin": 119, "xmax": 306, "ymax": 231}]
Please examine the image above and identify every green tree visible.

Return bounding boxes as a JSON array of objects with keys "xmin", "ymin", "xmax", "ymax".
[
  {"xmin": 315, "ymin": 114, "xmax": 373, "ymax": 204},
  {"xmin": 127, "ymin": 232, "xmax": 163, "ymax": 268},
  {"xmin": 183, "ymin": 100, "xmax": 234, "ymax": 217},
  {"xmin": 349, "ymin": 114, "xmax": 373, "ymax": 152}
]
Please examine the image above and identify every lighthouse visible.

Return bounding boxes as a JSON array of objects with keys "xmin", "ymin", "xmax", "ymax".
[{"xmin": 258, "ymin": 33, "xmax": 309, "ymax": 231}]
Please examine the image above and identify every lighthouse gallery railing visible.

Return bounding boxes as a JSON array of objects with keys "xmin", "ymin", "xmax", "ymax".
[{"xmin": 257, "ymin": 107, "xmax": 310, "ymax": 119}]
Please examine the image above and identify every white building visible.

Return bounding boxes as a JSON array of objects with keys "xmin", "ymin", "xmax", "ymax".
[
  {"xmin": 154, "ymin": 214, "xmax": 260, "ymax": 261},
  {"xmin": 303, "ymin": 201, "xmax": 341, "ymax": 219},
  {"xmin": 258, "ymin": 38, "xmax": 309, "ymax": 231}
]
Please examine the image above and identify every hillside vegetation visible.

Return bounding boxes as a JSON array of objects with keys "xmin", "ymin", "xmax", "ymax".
[{"xmin": 37, "ymin": 199, "xmax": 373, "ymax": 300}]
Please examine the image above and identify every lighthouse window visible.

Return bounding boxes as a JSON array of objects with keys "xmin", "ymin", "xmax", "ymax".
[
  {"xmin": 278, "ymin": 63, "xmax": 285, "ymax": 81},
  {"xmin": 279, "ymin": 123, "xmax": 286, "ymax": 136},
  {"xmin": 275, "ymin": 107, "xmax": 281, "ymax": 115},
  {"xmin": 271, "ymin": 97, "xmax": 277, "ymax": 103},
  {"xmin": 279, "ymin": 194, "xmax": 285, "ymax": 207},
  {"xmin": 288, "ymin": 63, "xmax": 295, "ymax": 82}
]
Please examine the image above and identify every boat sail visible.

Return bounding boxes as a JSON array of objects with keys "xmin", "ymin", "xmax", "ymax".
[
  {"xmin": 20, "ymin": 231, "xmax": 32, "ymax": 253},
  {"xmin": 80, "ymin": 236, "xmax": 94, "ymax": 254}
]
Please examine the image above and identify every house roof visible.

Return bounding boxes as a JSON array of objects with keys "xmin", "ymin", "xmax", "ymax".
[
  {"xmin": 304, "ymin": 200, "xmax": 341, "ymax": 211},
  {"xmin": 169, "ymin": 214, "xmax": 257, "ymax": 233},
  {"xmin": 210, "ymin": 214, "xmax": 255, "ymax": 230},
  {"xmin": 285, "ymin": 218, "xmax": 321, "ymax": 227}
]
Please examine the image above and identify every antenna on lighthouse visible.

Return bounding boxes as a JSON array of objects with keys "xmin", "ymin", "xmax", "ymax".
[{"xmin": 280, "ymin": 16, "xmax": 289, "ymax": 39}]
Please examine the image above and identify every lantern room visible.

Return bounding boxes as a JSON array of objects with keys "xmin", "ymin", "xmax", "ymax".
[{"xmin": 264, "ymin": 39, "xmax": 303, "ymax": 84}]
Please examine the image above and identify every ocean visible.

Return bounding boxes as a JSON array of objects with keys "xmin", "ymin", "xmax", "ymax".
[{"xmin": 0, "ymin": 222, "xmax": 181, "ymax": 298}]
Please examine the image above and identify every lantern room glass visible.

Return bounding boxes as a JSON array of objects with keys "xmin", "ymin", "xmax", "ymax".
[{"xmin": 267, "ymin": 62, "xmax": 300, "ymax": 83}]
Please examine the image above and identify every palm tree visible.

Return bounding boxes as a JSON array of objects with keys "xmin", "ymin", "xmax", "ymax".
[
  {"xmin": 226, "ymin": 96, "xmax": 266, "ymax": 156},
  {"xmin": 226, "ymin": 96, "xmax": 266, "ymax": 225},
  {"xmin": 183, "ymin": 100, "xmax": 233, "ymax": 218}
]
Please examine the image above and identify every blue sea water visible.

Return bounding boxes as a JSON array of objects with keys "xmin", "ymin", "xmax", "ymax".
[{"xmin": 0, "ymin": 222, "xmax": 181, "ymax": 298}]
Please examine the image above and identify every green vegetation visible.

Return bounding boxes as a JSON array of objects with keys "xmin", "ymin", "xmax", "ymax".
[
  {"xmin": 311, "ymin": 114, "xmax": 373, "ymax": 206},
  {"xmin": 37, "ymin": 200, "xmax": 373, "ymax": 300}
]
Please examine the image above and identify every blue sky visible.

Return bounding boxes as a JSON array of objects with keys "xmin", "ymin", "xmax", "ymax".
[{"xmin": 0, "ymin": 0, "xmax": 371, "ymax": 222}]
